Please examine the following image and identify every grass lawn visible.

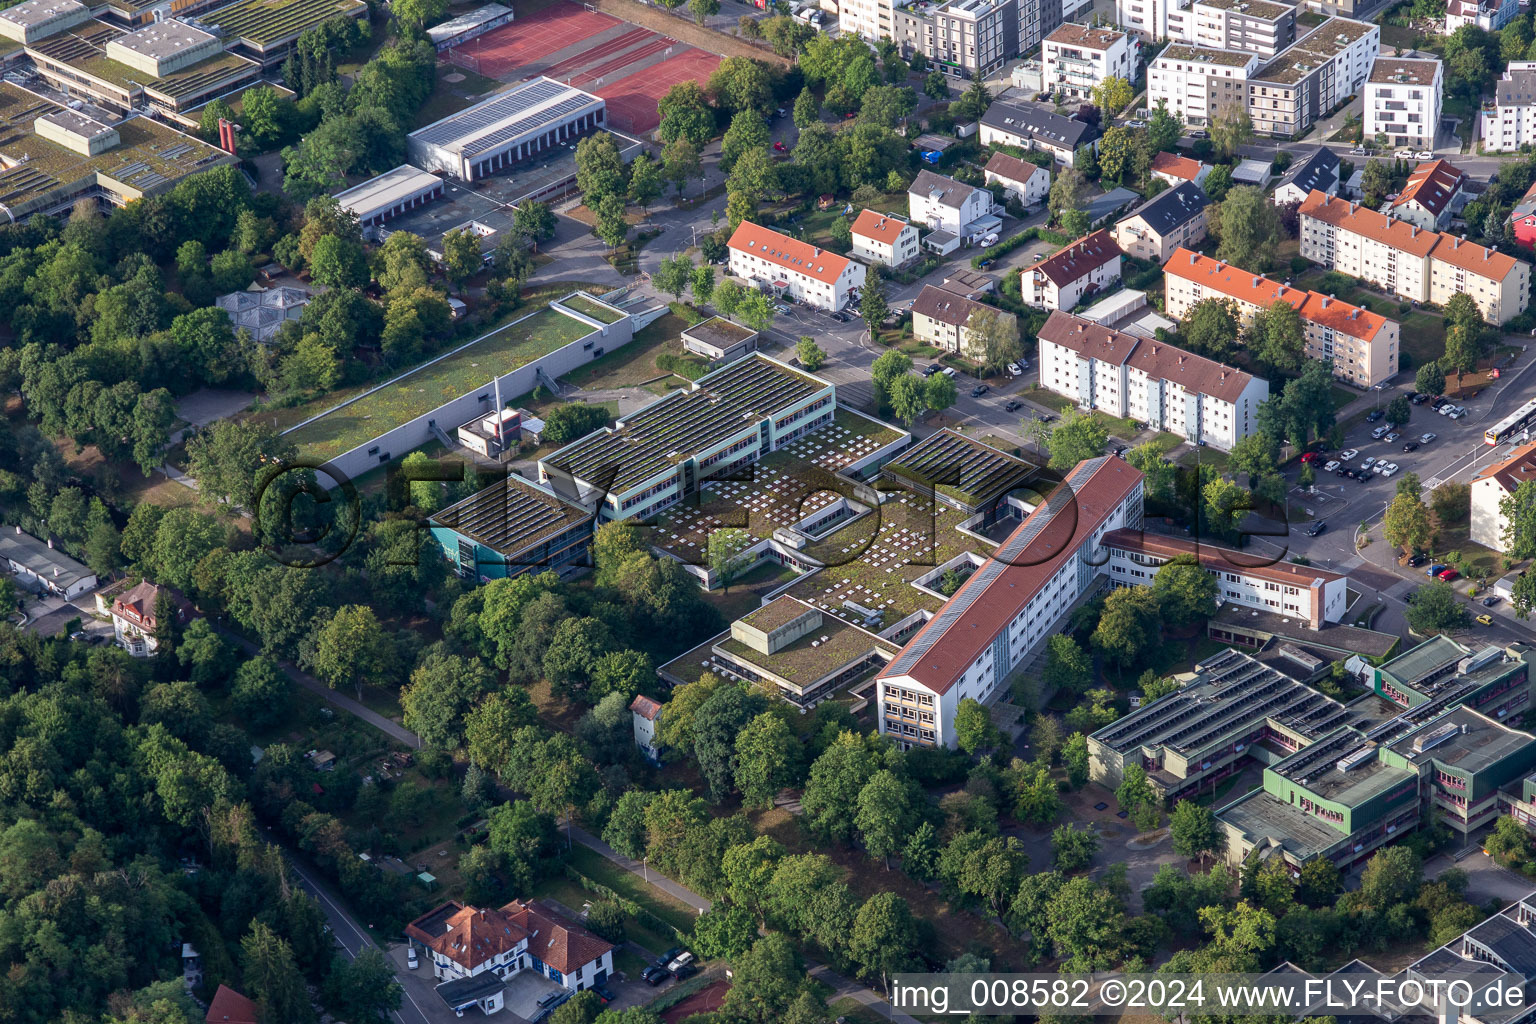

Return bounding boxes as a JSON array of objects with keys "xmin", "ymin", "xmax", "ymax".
[
  {"xmin": 415, "ymin": 64, "xmax": 507, "ymax": 129},
  {"xmin": 566, "ymin": 845, "xmax": 699, "ymax": 934},
  {"xmin": 560, "ymin": 293, "xmax": 628, "ymax": 324},
  {"xmin": 562, "ymin": 313, "xmax": 695, "ymax": 390},
  {"xmin": 1178, "ymin": 446, "xmax": 1230, "ymax": 472},
  {"xmin": 1087, "ymin": 410, "xmax": 1139, "ymax": 438},
  {"xmin": 1331, "ymin": 385, "xmax": 1359, "ymax": 412},
  {"xmin": 828, "ymin": 999, "xmax": 886, "ymax": 1024},
  {"xmin": 1028, "ymin": 387, "xmax": 1076, "ymax": 413},
  {"xmin": 1149, "ymin": 432, "xmax": 1184, "ymax": 453},
  {"xmin": 285, "ymin": 306, "xmax": 595, "ymax": 461}
]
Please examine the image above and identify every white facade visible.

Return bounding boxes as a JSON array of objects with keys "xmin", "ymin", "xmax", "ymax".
[
  {"xmin": 1482, "ymin": 64, "xmax": 1536, "ymax": 153},
  {"xmin": 983, "ymin": 156, "xmax": 1051, "ymax": 206},
  {"xmin": 1147, "ymin": 45, "xmax": 1259, "ymax": 126},
  {"xmin": 908, "ymin": 172, "xmax": 994, "ymax": 237},
  {"xmin": 850, "ymin": 210, "xmax": 921, "ymax": 267},
  {"xmin": 1041, "ymin": 24, "xmax": 1137, "ymax": 101},
  {"xmin": 1020, "ymin": 230, "xmax": 1123, "ymax": 311},
  {"xmin": 1471, "ymin": 443, "xmax": 1536, "ymax": 553},
  {"xmin": 727, "ymin": 221, "xmax": 867, "ymax": 311},
  {"xmin": 1365, "ymin": 59, "xmax": 1442, "ymax": 151}
]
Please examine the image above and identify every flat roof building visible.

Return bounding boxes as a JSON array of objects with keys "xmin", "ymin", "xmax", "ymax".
[
  {"xmin": 681, "ymin": 316, "xmax": 758, "ymax": 365},
  {"xmin": 408, "ymin": 78, "xmax": 606, "ymax": 183},
  {"xmin": 706, "ymin": 596, "xmax": 900, "ymax": 706},
  {"xmin": 103, "ymin": 19, "xmax": 220, "ymax": 76},
  {"xmin": 429, "ymin": 474, "xmax": 596, "ymax": 582},
  {"xmin": 0, "ymin": 0, "xmax": 88, "ymax": 43},
  {"xmin": 33, "ymin": 108, "xmax": 118, "ymax": 155},
  {"xmin": 880, "ymin": 428, "xmax": 1038, "ymax": 518},
  {"xmin": 0, "ymin": 527, "xmax": 97, "ymax": 599},
  {"xmin": 334, "ymin": 165, "xmax": 446, "ymax": 232},
  {"xmin": 426, "ymin": 3, "xmax": 512, "ymax": 49},
  {"xmin": 201, "ymin": 0, "xmax": 368, "ymax": 65},
  {"xmin": 1248, "ymin": 17, "xmax": 1380, "ymax": 138}
]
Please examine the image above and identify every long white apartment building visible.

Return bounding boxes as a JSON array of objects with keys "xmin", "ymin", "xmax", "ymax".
[
  {"xmin": 1299, "ymin": 190, "xmax": 1532, "ymax": 324},
  {"xmin": 845, "ymin": 0, "xmax": 1078, "ymax": 77},
  {"xmin": 727, "ymin": 220, "xmax": 867, "ymax": 311},
  {"xmin": 1482, "ymin": 63, "xmax": 1536, "ymax": 153},
  {"xmin": 1246, "ymin": 17, "xmax": 1379, "ymax": 139},
  {"xmin": 1102, "ymin": 529, "xmax": 1349, "ymax": 627},
  {"xmin": 1037, "ymin": 311, "xmax": 1268, "ymax": 450},
  {"xmin": 1119, "ymin": 0, "xmax": 1296, "ymax": 56},
  {"xmin": 877, "ymin": 456, "xmax": 1145, "ymax": 748},
  {"xmin": 1148, "ymin": 45, "xmax": 1261, "ymax": 126},
  {"xmin": 1365, "ymin": 58, "xmax": 1442, "ymax": 152},
  {"xmin": 1041, "ymin": 23, "xmax": 1137, "ymax": 101},
  {"xmin": 1163, "ymin": 248, "xmax": 1400, "ymax": 387}
]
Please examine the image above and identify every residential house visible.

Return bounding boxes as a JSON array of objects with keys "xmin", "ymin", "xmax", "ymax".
[
  {"xmin": 1510, "ymin": 179, "xmax": 1536, "ymax": 249},
  {"xmin": 978, "ymin": 100, "xmax": 1101, "ymax": 167},
  {"xmin": 630, "ymin": 694, "xmax": 662, "ymax": 762},
  {"xmin": 1471, "ymin": 442, "xmax": 1536, "ymax": 553},
  {"xmin": 406, "ymin": 899, "xmax": 616, "ymax": 1016},
  {"xmin": 1272, "ymin": 148, "xmax": 1341, "ymax": 205},
  {"xmin": 850, "ymin": 209, "xmax": 921, "ymax": 267},
  {"xmin": 1483, "ymin": 64, "xmax": 1536, "ymax": 153},
  {"xmin": 205, "ymin": 986, "xmax": 259, "ymax": 1024},
  {"xmin": 1299, "ymin": 190, "xmax": 1532, "ymax": 324},
  {"xmin": 1446, "ymin": 0, "xmax": 1516, "ymax": 32},
  {"xmin": 1111, "ymin": 181, "xmax": 1209, "ymax": 261},
  {"xmin": 876, "ymin": 455, "xmax": 1145, "ymax": 747},
  {"xmin": 1162, "ymin": 248, "xmax": 1399, "ymax": 387},
  {"xmin": 1389, "ymin": 158, "xmax": 1465, "ymax": 231},
  {"xmin": 727, "ymin": 220, "xmax": 867, "ymax": 311},
  {"xmin": 1147, "ymin": 45, "xmax": 1260, "ymax": 127},
  {"xmin": 911, "ymin": 283, "xmax": 1015, "ymax": 356},
  {"xmin": 1149, "ymin": 151, "xmax": 1210, "ymax": 188},
  {"xmin": 908, "ymin": 170, "xmax": 996, "ymax": 250},
  {"xmin": 1041, "ymin": 23, "xmax": 1137, "ymax": 101},
  {"xmin": 1036, "ymin": 310, "xmax": 1269, "ymax": 450},
  {"xmin": 110, "ymin": 580, "xmax": 194, "ymax": 657},
  {"xmin": 0, "ymin": 527, "xmax": 97, "ymax": 599},
  {"xmin": 1020, "ymin": 229, "xmax": 1123, "ymax": 310},
  {"xmin": 982, "ymin": 151, "xmax": 1051, "ymax": 207},
  {"xmin": 1365, "ymin": 59, "xmax": 1443, "ymax": 154}
]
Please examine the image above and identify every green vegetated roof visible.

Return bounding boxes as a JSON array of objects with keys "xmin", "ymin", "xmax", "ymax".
[
  {"xmin": 286, "ymin": 305, "xmax": 596, "ymax": 461},
  {"xmin": 206, "ymin": 0, "xmax": 366, "ymax": 45},
  {"xmin": 147, "ymin": 51, "xmax": 260, "ymax": 101},
  {"xmin": 558, "ymin": 293, "xmax": 626, "ymax": 325}
]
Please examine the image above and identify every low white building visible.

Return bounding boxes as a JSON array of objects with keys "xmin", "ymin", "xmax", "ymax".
[
  {"xmin": 1365, "ymin": 58, "xmax": 1442, "ymax": 153},
  {"xmin": 1041, "ymin": 23, "xmax": 1137, "ymax": 101},
  {"xmin": 1471, "ymin": 442, "xmax": 1536, "ymax": 553},
  {"xmin": 1020, "ymin": 229, "xmax": 1123, "ymax": 310},
  {"xmin": 630, "ymin": 694, "xmax": 662, "ymax": 762},
  {"xmin": 982, "ymin": 151, "xmax": 1050, "ymax": 207},
  {"xmin": 850, "ymin": 208, "xmax": 920, "ymax": 267},
  {"xmin": 727, "ymin": 221, "xmax": 867, "ymax": 311},
  {"xmin": 1272, "ymin": 148, "xmax": 1341, "ymax": 206},
  {"xmin": 908, "ymin": 169, "xmax": 995, "ymax": 240},
  {"xmin": 0, "ymin": 528, "xmax": 96, "ymax": 599},
  {"xmin": 1036, "ymin": 310, "xmax": 1268, "ymax": 450}
]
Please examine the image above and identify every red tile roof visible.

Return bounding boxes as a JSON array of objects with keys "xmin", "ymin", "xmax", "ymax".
[
  {"xmin": 1151, "ymin": 151, "xmax": 1206, "ymax": 182},
  {"xmin": 728, "ymin": 221, "xmax": 852, "ymax": 286},
  {"xmin": 1473, "ymin": 441, "xmax": 1536, "ymax": 494},
  {"xmin": 1298, "ymin": 190, "xmax": 1440, "ymax": 256},
  {"xmin": 1101, "ymin": 529, "xmax": 1345, "ymax": 589},
  {"xmin": 407, "ymin": 901, "xmax": 529, "ymax": 971},
  {"xmin": 880, "ymin": 457, "xmax": 1143, "ymax": 695},
  {"xmin": 1027, "ymin": 229, "xmax": 1122, "ymax": 287},
  {"xmin": 1163, "ymin": 247, "xmax": 1306, "ymax": 310},
  {"xmin": 206, "ymin": 986, "xmax": 259, "ymax": 1024},
  {"xmin": 1296, "ymin": 291, "xmax": 1390, "ymax": 341},
  {"xmin": 630, "ymin": 694, "xmax": 663, "ymax": 721},
  {"xmin": 851, "ymin": 208, "xmax": 914, "ymax": 244},
  {"xmin": 1392, "ymin": 159, "xmax": 1464, "ymax": 217},
  {"xmin": 111, "ymin": 580, "xmax": 193, "ymax": 632},
  {"xmin": 1038, "ymin": 310, "xmax": 1257, "ymax": 404},
  {"xmin": 982, "ymin": 151, "xmax": 1047, "ymax": 186},
  {"xmin": 1430, "ymin": 232, "xmax": 1523, "ymax": 282},
  {"xmin": 505, "ymin": 900, "xmax": 614, "ymax": 975}
]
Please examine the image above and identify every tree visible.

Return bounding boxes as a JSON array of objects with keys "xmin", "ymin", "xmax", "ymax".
[
  {"xmin": 1250, "ymin": 300, "xmax": 1306, "ymax": 373},
  {"xmin": 849, "ymin": 893, "xmax": 921, "ymax": 994},
  {"xmin": 1405, "ymin": 579, "xmax": 1471, "ymax": 636},
  {"xmin": 1432, "ymin": 481, "xmax": 1470, "ymax": 526},
  {"xmin": 796, "ymin": 336, "xmax": 827, "ymax": 371},
  {"xmin": 230, "ymin": 657, "xmax": 292, "ymax": 731},
  {"xmin": 1170, "ymin": 800, "xmax": 1223, "ymax": 862},
  {"xmin": 1211, "ymin": 104, "xmax": 1254, "ymax": 159},
  {"xmin": 1096, "ymin": 125, "xmax": 1139, "ymax": 185},
  {"xmin": 594, "ymin": 193, "xmax": 629, "ymax": 252},
  {"xmin": 1415, "ymin": 360, "xmax": 1446, "ymax": 397},
  {"xmin": 1151, "ymin": 556, "xmax": 1218, "ymax": 626},
  {"xmin": 1148, "ymin": 102, "xmax": 1182, "ymax": 153},
  {"xmin": 860, "ymin": 273, "xmax": 889, "ymax": 330},
  {"xmin": 965, "ymin": 306, "xmax": 1021, "ymax": 373},
  {"xmin": 737, "ymin": 291, "xmax": 775, "ymax": 333},
  {"xmin": 692, "ymin": 903, "xmax": 757, "ymax": 960},
  {"xmin": 1041, "ymin": 408, "xmax": 1108, "ymax": 471},
  {"xmin": 1516, "ymin": 572, "xmax": 1536, "ymax": 620},
  {"xmin": 735, "ymin": 712, "xmax": 802, "ymax": 807},
  {"xmin": 855, "ymin": 769, "xmax": 916, "ymax": 868},
  {"xmin": 1114, "ymin": 765, "xmax": 1162, "ymax": 831},
  {"xmin": 706, "ymin": 527, "xmax": 755, "ymax": 590},
  {"xmin": 662, "ymin": 137, "xmax": 703, "ymax": 196},
  {"xmin": 886, "ymin": 374, "xmax": 928, "ymax": 426},
  {"xmin": 1184, "ymin": 297, "xmax": 1242, "ymax": 360},
  {"xmin": 628, "ymin": 152, "xmax": 663, "ymax": 211},
  {"xmin": 1062, "ymin": 733, "xmax": 1090, "ymax": 788},
  {"xmin": 1383, "ymin": 490, "xmax": 1434, "ymax": 557},
  {"xmin": 1361, "ymin": 159, "xmax": 1394, "ymax": 206},
  {"xmin": 801, "ymin": 730, "xmax": 878, "ymax": 843},
  {"xmin": 1091, "ymin": 76, "xmax": 1134, "ymax": 117},
  {"xmin": 1092, "ymin": 586, "xmax": 1160, "ymax": 674},
  {"xmin": 1501, "ymin": 480, "xmax": 1536, "ymax": 559},
  {"xmin": 1043, "ymin": 634, "xmax": 1093, "ymax": 697},
  {"xmin": 1049, "ymin": 167, "xmax": 1086, "ymax": 226},
  {"xmin": 513, "ymin": 200, "xmax": 557, "ymax": 250},
  {"xmin": 953, "ymin": 697, "xmax": 999, "ymax": 754},
  {"xmin": 323, "ymin": 948, "xmax": 402, "ymax": 1024},
  {"xmin": 793, "ymin": 86, "xmax": 820, "ymax": 129},
  {"xmin": 1215, "ymin": 186, "xmax": 1281, "ymax": 270},
  {"xmin": 1228, "ymin": 431, "xmax": 1279, "ymax": 486},
  {"xmin": 441, "ymin": 227, "xmax": 483, "ymax": 291},
  {"xmin": 653, "ymin": 253, "xmax": 693, "ymax": 300},
  {"xmin": 185, "ymin": 420, "xmax": 295, "ymax": 510},
  {"xmin": 241, "ymin": 922, "xmax": 314, "ymax": 1024},
  {"xmin": 576, "ymin": 133, "xmax": 627, "ymax": 205},
  {"xmin": 924, "ymin": 372, "xmax": 956, "ymax": 414},
  {"xmin": 1051, "ymin": 823, "xmax": 1100, "ymax": 872},
  {"xmin": 401, "ymin": 649, "xmax": 494, "ymax": 749},
  {"xmin": 1444, "ymin": 292, "xmax": 1490, "ymax": 376},
  {"xmin": 1387, "ymin": 394, "xmax": 1412, "ymax": 426},
  {"xmin": 308, "ymin": 233, "xmax": 368, "ymax": 288},
  {"xmin": 1359, "ymin": 845, "xmax": 1422, "ymax": 910},
  {"xmin": 307, "ymin": 604, "xmax": 390, "ymax": 700}
]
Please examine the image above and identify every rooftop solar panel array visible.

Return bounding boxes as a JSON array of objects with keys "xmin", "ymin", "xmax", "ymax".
[
  {"xmin": 431, "ymin": 476, "xmax": 592, "ymax": 556},
  {"xmin": 543, "ymin": 355, "xmax": 828, "ymax": 496},
  {"xmin": 882, "ymin": 430, "xmax": 1037, "ymax": 510},
  {"xmin": 411, "ymin": 78, "xmax": 596, "ymax": 153}
]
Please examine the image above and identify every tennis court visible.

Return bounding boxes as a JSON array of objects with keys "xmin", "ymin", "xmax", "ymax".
[
  {"xmin": 445, "ymin": 3, "xmax": 621, "ymax": 77},
  {"xmin": 596, "ymin": 49, "xmax": 721, "ymax": 133}
]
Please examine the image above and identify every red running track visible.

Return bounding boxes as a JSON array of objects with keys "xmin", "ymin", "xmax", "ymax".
[
  {"xmin": 447, "ymin": 2, "xmax": 620, "ymax": 78},
  {"xmin": 597, "ymin": 49, "xmax": 721, "ymax": 133}
]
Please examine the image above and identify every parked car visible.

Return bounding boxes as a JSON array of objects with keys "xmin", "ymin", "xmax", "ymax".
[
  {"xmin": 1419, "ymin": 432, "xmax": 1437, "ymax": 444},
  {"xmin": 407, "ymin": 948, "xmax": 419, "ymax": 970},
  {"xmin": 1381, "ymin": 463, "xmax": 1399, "ymax": 478},
  {"xmin": 1036, "ymin": 413, "xmax": 1055, "ymax": 423},
  {"xmin": 1484, "ymin": 595, "xmax": 1502, "ymax": 607},
  {"xmin": 1407, "ymin": 553, "xmax": 1427, "ymax": 567},
  {"xmin": 1395, "ymin": 147, "xmax": 1414, "ymax": 157},
  {"xmin": 1438, "ymin": 567, "xmax": 1460, "ymax": 581},
  {"xmin": 1007, "ymin": 362, "xmax": 1023, "ymax": 376},
  {"xmin": 978, "ymin": 257, "xmax": 996, "ymax": 269},
  {"xmin": 1450, "ymin": 407, "xmax": 1468, "ymax": 419},
  {"xmin": 1126, "ymin": 118, "xmax": 1147, "ymax": 128},
  {"xmin": 1384, "ymin": 432, "xmax": 1401, "ymax": 443},
  {"xmin": 593, "ymin": 986, "xmax": 616, "ymax": 1005},
  {"xmin": 1411, "ymin": 393, "xmax": 1431, "ymax": 404},
  {"xmin": 1361, "ymin": 456, "xmax": 1377, "ymax": 470},
  {"xmin": 1367, "ymin": 409, "xmax": 1385, "ymax": 422},
  {"xmin": 1438, "ymin": 403, "xmax": 1455, "ymax": 416},
  {"xmin": 1189, "ymin": 129, "xmax": 1210, "ymax": 139},
  {"xmin": 1301, "ymin": 451, "xmax": 1321, "ymax": 463},
  {"xmin": 668, "ymin": 953, "xmax": 696, "ymax": 974},
  {"xmin": 1402, "ymin": 441, "xmax": 1419, "ymax": 452},
  {"xmin": 1417, "ymin": 150, "xmax": 1435, "ymax": 160},
  {"xmin": 922, "ymin": 363, "xmax": 940, "ymax": 376},
  {"xmin": 1004, "ymin": 400, "xmax": 1022, "ymax": 412},
  {"xmin": 1339, "ymin": 448, "xmax": 1359, "ymax": 461},
  {"xmin": 1323, "ymin": 460, "xmax": 1340, "ymax": 472},
  {"xmin": 1371, "ymin": 425, "xmax": 1390, "ymax": 439},
  {"xmin": 831, "ymin": 311, "xmax": 849, "ymax": 322},
  {"xmin": 672, "ymin": 964, "xmax": 699, "ymax": 981},
  {"xmin": 970, "ymin": 384, "xmax": 989, "ymax": 397},
  {"xmin": 642, "ymin": 967, "xmax": 669, "ymax": 986},
  {"xmin": 1477, "ymin": 613, "xmax": 1495, "ymax": 626},
  {"xmin": 1306, "ymin": 520, "xmax": 1327, "ymax": 537},
  {"xmin": 1335, "ymin": 467, "xmax": 1349, "ymax": 477},
  {"xmin": 941, "ymin": 367, "xmax": 957, "ymax": 378},
  {"xmin": 774, "ymin": 304, "xmax": 790, "ymax": 314},
  {"xmin": 1350, "ymin": 146, "xmax": 1367, "ymax": 155},
  {"xmin": 1427, "ymin": 563, "xmax": 1447, "ymax": 577},
  {"xmin": 773, "ymin": 141, "xmax": 786, "ymax": 152}
]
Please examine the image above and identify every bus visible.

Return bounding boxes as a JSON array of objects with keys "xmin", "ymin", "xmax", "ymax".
[{"xmin": 1485, "ymin": 396, "xmax": 1536, "ymax": 445}]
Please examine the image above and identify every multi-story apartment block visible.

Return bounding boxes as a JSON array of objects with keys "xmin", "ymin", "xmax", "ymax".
[
  {"xmin": 911, "ymin": 284, "xmax": 1017, "ymax": 356},
  {"xmin": 1471, "ymin": 442, "xmax": 1536, "ymax": 553},
  {"xmin": 727, "ymin": 220, "xmax": 867, "ymax": 310},
  {"xmin": 1021, "ymin": 230, "xmax": 1123, "ymax": 310},
  {"xmin": 1041, "ymin": 23, "xmax": 1137, "ymax": 101},
  {"xmin": 1102, "ymin": 529, "xmax": 1349, "ymax": 627},
  {"xmin": 979, "ymin": 99, "xmax": 1101, "ymax": 166},
  {"xmin": 877, "ymin": 456, "xmax": 1145, "ymax": 748},
  {"xmin": 1118, "ymin": 0, "xmax": 1295, "ymax": 56},
  {"xmin": 1036, "ymin": 310, "xmax": 1268, "ymax": 449},
  {"xmin": 850, "ymin": 209, "xmax": 921, "ymax": 267},
  {"xmin": 1246, "ymin": 18, "xmax": 1380, "ymax": 139},
  {"xmin": 1389, "ymin": 159, "xmax": 1465, "ymax": 232},
  {"xmin": 1147, "ymin": 45, "xmax": 1260, "ymax": 126},
  {"xmin": 1483, "ymin": 64, "xmax": 1536, "ymax": 153},
  {"xmin": 908, "ymin": 170, "xmax": 995, "ymax": 240},
  {"xmin": 1111, "ymin": 182, "xmax": 1209, "ymax": 261},
  {"xmin": 982, "ymin": 152, "xmax": 1051, "ymax": 206},
  {"xmin": 846, "ymin": 0, "xmax": 1066, "ymax": 76},
  {"xmin": 1162, "ymin": 248, "xmax": 1400, "ymax": 387},
  {"xmin": 1365, "ymin": 58, "xmax": 1443, "ymax": 153},
  {"xmin": 1446, "ymin": 0, "xmax": 1517, "ymax": 32},
  {"xmin": 1299, "ymin": 190, "xmax": 1533, "ymax": 324}
]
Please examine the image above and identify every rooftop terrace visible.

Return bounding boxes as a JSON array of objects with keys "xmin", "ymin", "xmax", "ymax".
[{"xmin": 1155, "ymin": 43, "xmax": 1258, "ymax": 66}]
